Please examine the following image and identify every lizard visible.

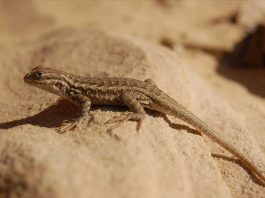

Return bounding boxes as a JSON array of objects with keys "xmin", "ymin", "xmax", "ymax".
[{"xmin": 24, "ymin": 66, "xmax": 265, "ymax": 186}]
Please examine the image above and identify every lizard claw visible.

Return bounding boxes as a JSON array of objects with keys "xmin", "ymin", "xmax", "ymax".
[
  {"xmin": 105, "ymin": 113, "xmax": 131, "ymax": 124},
  {"xmin": 57, "ymin": 119, "xmax": 78, "ymax": 133},
  {"xmin": 105, "ymin": 112, "xmax": 144, "ymax": 132},
  {"xmin": 57, "ymin": 115, "xmax": 94, "ymax": 133}
]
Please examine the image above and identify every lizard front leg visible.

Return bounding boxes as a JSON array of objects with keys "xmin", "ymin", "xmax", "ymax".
[
  {"xmin": 106, "ymin": 91, "xmax": 147, "ymax": 131},
  {"xmin": 58, "ymin": 94, "xmax": 93, "ymax": 133}
]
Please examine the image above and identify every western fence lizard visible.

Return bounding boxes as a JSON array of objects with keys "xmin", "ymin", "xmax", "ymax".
[{"xmin": 24, "ymin": 66, "xmax": 265, "ymax": 185}]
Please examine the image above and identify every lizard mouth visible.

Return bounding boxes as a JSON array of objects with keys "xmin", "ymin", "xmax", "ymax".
[
  {"xmin": 23, "ymin": 73, "xmax": 33, "ymax": 83},
  {"xmin": 23, "ymin": 73, "xmax": 40, "ymax": 84}
]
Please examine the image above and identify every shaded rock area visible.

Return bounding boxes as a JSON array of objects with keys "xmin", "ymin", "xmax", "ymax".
[
  {"xmin": 225, "ymin": 25, "xmax": 265, "ymax": 68},
  {"xmin": 217, "ymin": 24, "xmax": 265, "ymax": 97}
]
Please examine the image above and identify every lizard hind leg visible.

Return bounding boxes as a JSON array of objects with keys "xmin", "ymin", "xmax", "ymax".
[{"xmin": 105, "ymin": 91, "xmax": 147, "ymax": 132}]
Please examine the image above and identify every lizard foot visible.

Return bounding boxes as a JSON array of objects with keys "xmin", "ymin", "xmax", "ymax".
[
  {"xmin": 105, "ymin": 112, "xmax": 144, "ymax": 132},
  {"xmin": 57, "ymin": 115, "xmax": 94, "ymax": 133}
]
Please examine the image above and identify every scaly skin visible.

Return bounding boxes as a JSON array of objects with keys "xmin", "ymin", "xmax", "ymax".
[{"xmin": 24, "ymin": 66, "xmax": 265, "ymax": 186}]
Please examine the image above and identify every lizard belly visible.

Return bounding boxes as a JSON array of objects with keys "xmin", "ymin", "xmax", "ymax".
[{"xmin": 89, "ymin": 93, "xmax": 123, "ymax": 106}]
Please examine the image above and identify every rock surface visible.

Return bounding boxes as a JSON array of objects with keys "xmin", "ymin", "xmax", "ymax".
[{"xmin": 1, "ymin": 1, "xmax": 265, "ymax": 198}]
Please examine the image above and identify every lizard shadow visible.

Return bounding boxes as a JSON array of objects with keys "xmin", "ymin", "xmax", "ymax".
[
  {"xmin": 160, "ymin": 114, "xmax": 201, "ymax": 135},
  {"xmin": 0, "ymin": 100, "xmax": 80, "ymax": 130},
  {"xmin": 0, "ymin": 100, "xmax": 144, "ymax": 131},
  {"xmin": 0, "ymin": 100, "xmax": 203, "ymax": 134},
  {"xmin": 212, "ymin": 154, "xmax": 264, "ymax": 187}
]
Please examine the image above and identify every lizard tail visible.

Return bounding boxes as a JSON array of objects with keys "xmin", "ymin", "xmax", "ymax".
[{"xmin": 156, "ymin": 100, "xmax": 265, "ymax": 186}]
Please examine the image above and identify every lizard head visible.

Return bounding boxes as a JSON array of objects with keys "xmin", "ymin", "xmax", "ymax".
[{"xmin": 24, "ymin": 66, "xmax": 72, "ymax": 97}]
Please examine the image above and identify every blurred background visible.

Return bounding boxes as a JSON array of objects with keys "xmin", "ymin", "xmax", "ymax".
[{"xmin": 1, "ymin": 0, "xmax": 265, "ymax": 96}]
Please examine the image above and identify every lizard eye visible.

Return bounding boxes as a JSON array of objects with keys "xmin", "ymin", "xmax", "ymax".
[
  {"xmin": 33, "ymin": 71, "xmax": 43, "ymax": 79},
  {"xmin": 37, "ymin": 72, "xmax": 42, "ymax": 76}
]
